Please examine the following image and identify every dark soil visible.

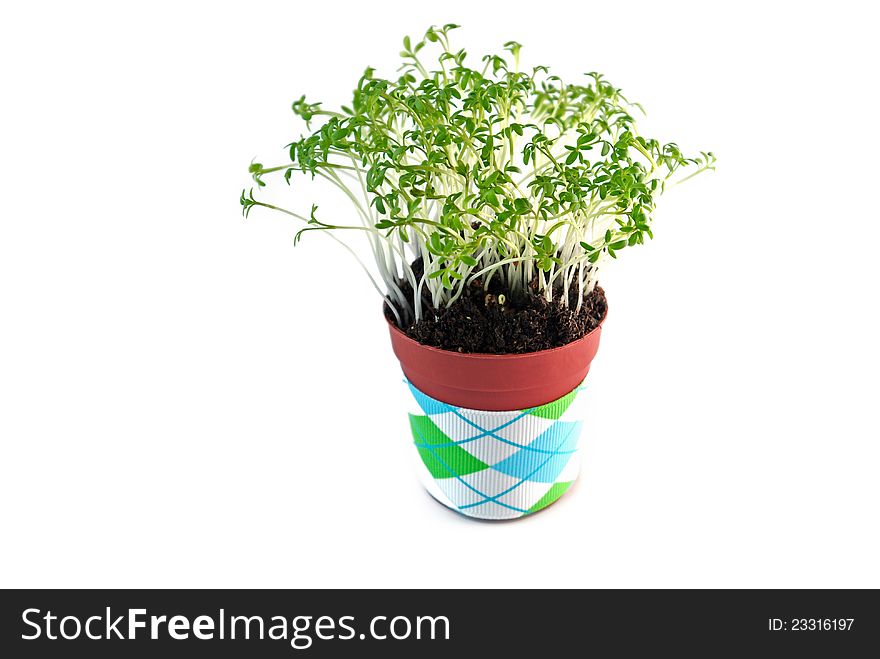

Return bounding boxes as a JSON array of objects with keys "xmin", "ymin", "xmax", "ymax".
[{"xmin": 385, "ymin": 258, "xmax": 607, "ymax": 354}]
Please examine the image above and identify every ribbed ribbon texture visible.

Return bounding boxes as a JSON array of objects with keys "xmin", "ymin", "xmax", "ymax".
[{"xmin": 407, "ymin": 381, "xmax": 585, "ymax": 520}]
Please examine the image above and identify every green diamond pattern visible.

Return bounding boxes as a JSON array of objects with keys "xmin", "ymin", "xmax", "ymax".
[
  {"xmin": 527, "ymin": 387, "xmax": 578, "ymax": 419},
  {"xmin": 409, "ymin": 414, "xmax": 490, "ymax": 479},
  {"xmin": 527, "ymin": 481, "xmax": 573, "ymax": 513}
]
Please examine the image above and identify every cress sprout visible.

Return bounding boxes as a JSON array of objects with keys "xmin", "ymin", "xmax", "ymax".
[{"xmin": 242, "ymin": 24, "xmax": 714, "ymax": 327}]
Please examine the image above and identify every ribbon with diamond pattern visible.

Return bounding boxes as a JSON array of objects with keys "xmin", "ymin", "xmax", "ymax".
[{"xmin": 407, "ymin": 381, "xmax": 585, "ymax": 520}]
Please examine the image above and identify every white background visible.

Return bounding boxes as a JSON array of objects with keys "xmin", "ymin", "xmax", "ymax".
[{"xmin": 2, "ymin": 1, "xmax": 878, "ymax": 588}]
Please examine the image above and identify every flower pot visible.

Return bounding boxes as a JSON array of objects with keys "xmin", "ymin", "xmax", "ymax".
[{"xmin": 387, "ymin": 307, "xmax": 607, "ymax": 520}]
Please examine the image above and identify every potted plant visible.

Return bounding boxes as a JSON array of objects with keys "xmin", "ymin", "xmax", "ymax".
[{"xmin": 241, "ymin": 24, "xmax": 714, "ymax": 520}]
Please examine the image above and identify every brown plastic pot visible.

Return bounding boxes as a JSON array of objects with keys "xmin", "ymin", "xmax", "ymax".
[{"xmin": 387, "ymin": 306, "xmax": 607, "ymax": 411}]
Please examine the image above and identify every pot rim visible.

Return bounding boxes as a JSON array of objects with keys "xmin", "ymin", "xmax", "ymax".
[{"xmin": 384, "ymin": 302, "xmax": 608, "ymax": 360}]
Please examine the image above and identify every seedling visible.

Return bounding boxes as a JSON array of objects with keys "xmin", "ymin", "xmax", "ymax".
[{"xmin": 242, "ymin": 24, "xmax": 714, "ymax": 327}]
